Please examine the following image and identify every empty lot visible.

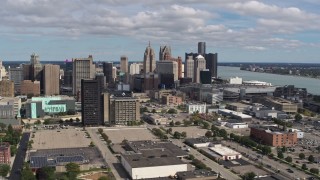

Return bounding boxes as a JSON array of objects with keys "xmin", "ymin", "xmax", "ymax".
[
  {"xmin": 103, "ymin": 127, "xmax": 157, "ymax": 144},
  {"xmin": 166, "ymin": 126, "xmax": 208, "ymax": 138},
  {"xmin": 32, "ymin": 128, "xmax": 91, "ymax": 149}
]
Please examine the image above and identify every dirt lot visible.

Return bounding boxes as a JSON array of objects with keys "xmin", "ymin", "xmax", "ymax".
[
  {"xmin": 31, "ymin": 128, "xmax": 91, "ymax": 149},
  {"xmin": 165, "ymin": 126, "xmax": 208, "ymax": 138},
  {"xmin": 103, "ymin": 127, "xmax": 157, "ymax": 144}
]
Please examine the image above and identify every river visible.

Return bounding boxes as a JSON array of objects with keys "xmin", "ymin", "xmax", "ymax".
[{"xmin": 218, "ymin": 66, "xmax": 320, "ymax": 95}]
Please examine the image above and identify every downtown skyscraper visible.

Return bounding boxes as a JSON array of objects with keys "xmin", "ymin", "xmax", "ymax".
[{"xmin": 143, "ymin": 42, "xmax": 156, "ymax": 74}]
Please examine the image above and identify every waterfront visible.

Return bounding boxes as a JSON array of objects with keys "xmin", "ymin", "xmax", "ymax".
[{"xmin": 218, "ymin": 66, "xmax": 320, "ymax": 95}]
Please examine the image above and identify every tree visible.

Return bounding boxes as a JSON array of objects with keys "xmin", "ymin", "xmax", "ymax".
[
  {"xmin": 98, "ymin": 177, "xmax": 109, "ymax": 180},
  {"xmin": 10, "ymin": 145, "xmax": 17, "ymax": 156},
  {"xmin": 34, "ymin": 120, "xmax": 41, "ymax": 125},
  {"xmin": 202, "ymin": 121, "xmax": 210, "ymax": 129},
  {"xmin": 173, "ymin": 131, "xmax": 181, "ymax": 139},
  {"xmin": 43, "ymin": 119, "xmax": 50, "ymax": 125},
  {"xmin": 277, "ymin": 151, "xmax": 284, "ymax": 159},
  {"xmin": 98, "ymin": 128, "xmax": 104, "ymax": 134},
  {"xmin": 89, "ymin": 141, "xmax": 95, "ymax": 147},
  {"xmin": 181, "ymin": 131, "xmax": 187, "ymax": 138},
  {"xmin": 294, "ymin": 113, "xmax": 302, "ymax": 121},
  {"xmin": 58, "ymin": 120, "xmax": 64, "ymax": 124},
  {"xmin": 299, "ymin": 153, "xmax": 305, "ymax": 159},
  {"xmin": 310, "ymin": 168, "xmax": 319, "ymax": 174},
  {"xmin": 308, "ymin": 155, "xmax": 315, "ymax": 163},
  {"xmin": 21, "ymin": 164, "xmax": 36, "ymax": 180},
  {"xmin": 167, "ymin": 128, "xmax": 172, "ymax": 134},
  {"xmin": 69, "ymin": 118, "xmax": 74, "ymax": 123},
  {"xmin": 167, "ymin": 108, "xmax": 177, "ymax": 114},
  {"xmin": 0, "ymin": 164, "xmax": 10, "ymax": 177},
  {"xmin": 285, "ymin": 156, "xmax": 292, "ymax": 163},
  {"xmin": 281, "ymin": 146, "xmax": 287, "ymax": 153},
  {"xmin": 65, "ymin": 163, "xmax": 80, "ymax": 174},
  {"xmin": 36, "ymin": 166, "xmax": 55, "ymax": 180},
  {"xmin": 76, "ymin": 118, "xmax": 80, "ymax": 123},
  {"xmin": 175, "ymin": 121, "xmax": 181, "ymax": 126},
  {"xmin": 261, "ymin": 146, "xmax": 272, "ymax": 155},
  {"xmin": 151, "ymin": 109, "xmax": 156, "ymax": 113},
  {"xmin": 205, "ymin": 131, "xmax": 213, "ymax": 138},
  {"xmin": 169, "ymin": 121, "xmax": 174, "ymax": 127},
  {"xmin": 242, "ymin": 172, "xmax": 256, "ymax": 180},
  {"xmin": 302, "ymin": 163, "xmax": 308, "ymax": 170}
]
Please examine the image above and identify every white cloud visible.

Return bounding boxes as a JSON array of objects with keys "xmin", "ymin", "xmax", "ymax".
[{"xmin": 244, "ymin": 46, "xmax": 267, "ymax": 51}]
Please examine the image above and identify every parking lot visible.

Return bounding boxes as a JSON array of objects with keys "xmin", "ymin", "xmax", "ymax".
[
  {"xmin": 32, "ymin": 128, "xmax": 91, "ymax": 149},
  {"xmin": 103, "ymin": 127, "xmax": 157, "ymax": 144}
]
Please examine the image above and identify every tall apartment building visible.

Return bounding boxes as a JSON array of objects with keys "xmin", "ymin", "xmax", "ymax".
[
  {"xmin": 103, "ymin": 62, "xmax": 114, "ymax": 84},
  {"xmin": 198, "ymin": 42, "xmax": 206, "ymax": 56},
  {"xmin": 43, "ymin": 64, "xmax": 60, "ymax": 95},
  {"xmin": 81, "ymin": 79, "xmax": 103, "ymax": 125},
  {"xmin": 185, "ymin": 56, "xmax": 194, "ymax": 81},
  {"xmin": 143, "ymin": 43, "xmax": 156, "ymax": 74},
  {"xmin": 205, "ymin": 53, "xmax": 218, "ymax": 78},
  {"xmin": 20, "ymin": 80, "xmax": 40, "ymax": 96},
  {"xmin": 159, "ymin": 45, "xmax": 172, "ymax": 60},
  {"xmin": 129, "ymin": 63, "xmax": 142, "ymax": 75},
  {"xmin": 9, "ymin": 67, "xmax": 23, "ymax": 94},
  {"xmin": 72, "ymin": 55, "xmax": 95, "ymax": 95},
  {"xmin": 194, "ymin": 55, "xmax": 206, "ymax": 83},
  {"xmin": 107, "ymin": 92, "xmax": 140, "ymax": 125},
  {"xmin": 0, "ymin": 142, "xmax": 11, "ymax": 164},
  {"xmin": 250, "ymin": 126, "xmax": 297, "ymax": 147},
  {"xmin": 0, "ymin": 80, "xmax": 14, "ymax": 97},
  {"xmin": 120, "ymin": 56, "xmax": 128, "ymax": 73},
  {"xmin": 156, "ymin": 61, "xmax": 178, "ymax": 81}
]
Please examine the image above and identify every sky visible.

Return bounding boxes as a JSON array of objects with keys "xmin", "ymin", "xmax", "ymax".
[{"xmin": 0, "ymin": 0, "xmax": 320, "ymax": 63}]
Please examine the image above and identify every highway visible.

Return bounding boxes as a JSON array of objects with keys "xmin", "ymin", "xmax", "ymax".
[
  {"xmin": 87, "ymin": 128, "xmax": 129, "ymax": 180},
  {"xmin": 170, "ymin": 139, "xmax": 241, "ymax": 180},
  {"xmin": 9, "ymin": 132, "xmax": 30, "ymax": 180}
]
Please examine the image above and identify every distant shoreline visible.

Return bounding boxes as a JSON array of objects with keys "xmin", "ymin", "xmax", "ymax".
[{"xmin": 240, "ymin": 69, "xmax": 320, "ymax": 80}]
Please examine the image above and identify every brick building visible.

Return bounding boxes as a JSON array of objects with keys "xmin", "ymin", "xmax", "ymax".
[
  {"xmin": 250, "ymin": 126, "xmax": 297, "ymax": 147},
  {"xmin": 0, "ymin": 80, "xmax": 14, "ymax": 97},
  {"xmin": 162, "ymin": 95, "xmax": 182, "ymax": 106},
  {"xmin": 20, "ymin": 80, "xmax": 40, "ymax": 96},
  {"xmin": 0, "ymin": 142, "xmax": 11, "ymax": 164}
]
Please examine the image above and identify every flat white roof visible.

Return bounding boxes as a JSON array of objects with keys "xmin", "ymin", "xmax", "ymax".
[
  {"xmin": 219, "ymin": 109, "xmax": 252, "ymax": 119},
  {"xmin": 209, "ymin": 145, "xmax": 240, "ymax": 156}
]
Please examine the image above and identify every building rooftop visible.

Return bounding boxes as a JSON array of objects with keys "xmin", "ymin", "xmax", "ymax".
[
  {"xmin": 209, "ymin": 144, "xmax": 241, "ymax": 156},
  {"xmin": 125, "ymin": 140, "xmax": 188, "ymax": 158},
  {"xmin": 218, "ymin": 109, "xmax": 252, "ymax": 119},
  {"xmin": 185, "ymin": 137, "xmax": 216, "ymax": 145},
  {"xmin": 176, "ymin": 169, "xmax": 218, "ymax": 179},
  {"xmin": 122, "ymin": 154, "xmax": 186, "ymax": 168},
  {"xmin": 0, "ymin": 142, "xmax": 10, "ymax": 151}
]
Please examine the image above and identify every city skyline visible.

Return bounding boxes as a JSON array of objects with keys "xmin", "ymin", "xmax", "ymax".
[{"xmin": 0, "ymin": 1, "xmax": 320, "ymax": 63}]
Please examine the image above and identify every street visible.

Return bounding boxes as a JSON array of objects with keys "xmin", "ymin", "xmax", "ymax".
[
  {"xmin": 9, "ymin": 132, "xmax": 30, "ymax": 180},
  {"xmin": 170, "ymin": 139, "xmax": 241, "ymax": 180},
  {"xmin": 87, "ymin": 128, "xmax": 129, "ymax": 180},
  {"xmin": 222, "ymin": 141, "xmax": 310, "ymax": 180}
]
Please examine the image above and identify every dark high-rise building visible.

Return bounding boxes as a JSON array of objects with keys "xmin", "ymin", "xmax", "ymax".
[
  {"xmin": 200, "ymin": 69, "xmax": 212, "ymax": 84},
  {"xmin": 81, "ymin": 79, "xmax": 103, "ymax": 126},
  {"xmin": 159, "ymin": 74, "xmax": 175, "ymax": 89},
  {"xmin": 198, "ymin": 42, "xmax": 206, "ymax": 56},
  {"xmin": 205, "ymin": 53, "xmax": 218, "ymax": 78},
  {"xmin": 103, "ymin": 62, "xmax": 114, "ymax": 84},
  {"xmin": 64, "ymin": 60, "xmax": 73, "ymax": 88}
]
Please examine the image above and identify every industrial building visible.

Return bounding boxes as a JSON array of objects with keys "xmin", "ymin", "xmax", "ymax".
[
  {"xmin": 209, "ymin": 144, "xmax": 242, "ymax": 160},
  {"xmin": 253, "ymin": 97, "xmax": 298, "ymax": 113},
  {"xmin": 250, "ymin": 126, "xmax": 298, "ymax": 147},
  {"xmin": 218, "ymin": 109, "xmax": 252, "ymax": 121},
  {"xmin": 121, "ymin": 140, "xmax": 189, "ymax": 179},
  {"xmin": 185, "ymin": 137, "xmax": 215, "ymax": 148},
  {"xmin": 0, "ymin": 97, "xmax": 21, "ymax": 127},
  {"xmin": 176, "ymin": 169, "xmax": 219, "ymax": 180}
]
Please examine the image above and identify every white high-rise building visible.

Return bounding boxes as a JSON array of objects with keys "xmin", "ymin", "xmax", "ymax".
[
  {"xmin": 129, "ymin": 63, "xmax": 142, "ymax": 75},
  {"xmin": 0, "ymin": 60, "xmax": 3, "ymax": 81},
  {"xmin": 156, "ymin": 61, "xmax": 178, "ymax": 81},
  {"xmin": 194, "ymin": 55, "xmax": 206, "ymax": 83},
  {"xmin": 185, "ymin": 56, "xmax": 194, "ymax": 81}
]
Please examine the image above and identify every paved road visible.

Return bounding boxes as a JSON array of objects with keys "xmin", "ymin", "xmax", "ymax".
[
  {"xmin": 170, "ymin": 139, "xmax": 241, "ymax": 180},
  {"xmin": 9, "ymin": 132, "xmax": 30, "ymax": 180},
  {"xmin": 223, "ymin": 141, "xmax": 311, "ymax": 180},
  {"xmin": 87, "ymin": 128, "xmax": 128, "ymax": 180}
]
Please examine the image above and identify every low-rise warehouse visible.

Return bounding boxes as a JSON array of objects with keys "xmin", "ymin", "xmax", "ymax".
[{"xmin": 209, "ymin": 144, "xmax": 242, "ymax": 160}]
